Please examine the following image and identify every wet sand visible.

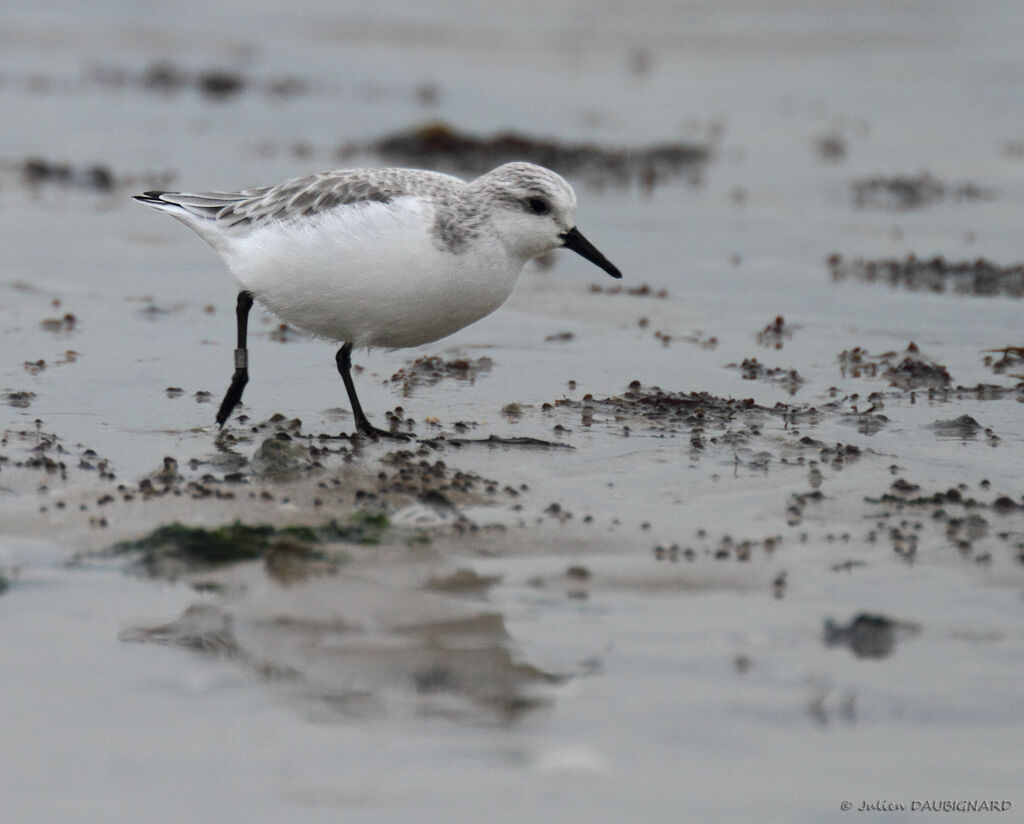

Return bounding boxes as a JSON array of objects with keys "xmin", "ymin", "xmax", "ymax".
[{"xmin": 3, "ymin": 1, "xmax": 1024, "ymax": 821}]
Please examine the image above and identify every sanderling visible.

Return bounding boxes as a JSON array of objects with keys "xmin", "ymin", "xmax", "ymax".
[{"xmin": 134, "ymin": 161, "xmax": 622, "ymax": 438}]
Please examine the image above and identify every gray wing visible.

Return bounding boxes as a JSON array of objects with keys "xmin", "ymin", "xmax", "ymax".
[{"xmin": 137, "ymin": 168, "xmax": 463, "ymax": 233}]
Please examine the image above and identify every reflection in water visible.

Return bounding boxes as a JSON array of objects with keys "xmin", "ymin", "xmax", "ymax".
[
  {"xmin": 121, "ymin": 562, "xmax": 559, "ymax": 725},
  {"xmin": 823, "ymin": 613, "xmax": 904, "ymax": 659}
]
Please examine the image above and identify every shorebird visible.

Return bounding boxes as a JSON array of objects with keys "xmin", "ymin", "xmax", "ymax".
[{"xmin": 135, "ymin": 161, "xmax": 622, "ymax": 438}]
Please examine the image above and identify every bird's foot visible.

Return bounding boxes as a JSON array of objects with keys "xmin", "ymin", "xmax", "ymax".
[{"xmin": 353, "ymin": 420, "xmax": 414, "ymax": 441}]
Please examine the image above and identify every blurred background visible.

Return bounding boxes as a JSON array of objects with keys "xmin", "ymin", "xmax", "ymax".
[{"xmin": 3, "ymin": 1, "xmax": 1024, "ymax": 822}]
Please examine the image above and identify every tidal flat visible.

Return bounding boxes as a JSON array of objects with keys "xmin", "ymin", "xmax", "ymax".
[{"xmin": 3, "ymin": 1, "xmax": 1024, "ymax": 821}]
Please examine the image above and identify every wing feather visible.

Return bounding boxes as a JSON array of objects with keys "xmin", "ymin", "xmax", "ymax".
[{"xmin": 137, "ymin": 168, "xmax": 465, "ymax": 235}]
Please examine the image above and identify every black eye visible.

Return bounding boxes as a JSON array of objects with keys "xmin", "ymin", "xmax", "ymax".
[{"xmin": 526, "ymin": 197, "xmax": 550, "ymax": 215}]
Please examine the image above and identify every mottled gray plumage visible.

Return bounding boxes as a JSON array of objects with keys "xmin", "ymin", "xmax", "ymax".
[{"xmin": 138, "ymin": 163, "xmax": 576, "ymax": 253}]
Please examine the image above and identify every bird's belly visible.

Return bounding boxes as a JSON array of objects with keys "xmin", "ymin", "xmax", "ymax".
[{"xmin": 225, "ymin": 213, "xmax": 523, "ymax": 348}]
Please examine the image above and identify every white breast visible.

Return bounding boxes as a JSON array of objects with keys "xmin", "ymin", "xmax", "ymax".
[{"xmin": 218, "ymin": 197, "xmax": 526, "ymax": 348}]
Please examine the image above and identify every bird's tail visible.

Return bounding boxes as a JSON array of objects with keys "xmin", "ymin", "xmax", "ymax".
[
  {"xmin": 132, "ymin": 190, "xmax": 235, "ymax": 220},
  {"xmin": 133, "ymin": 191, "xmax": 176, "ymax": 209},
  {"xmin": 132, "ymin": 190, "xmax": 244, "ymax": 251}
]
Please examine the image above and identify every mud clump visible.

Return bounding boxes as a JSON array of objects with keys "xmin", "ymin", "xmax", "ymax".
[
  {"xmin": 251, "ymin": 436, "xmax": 315, "ymax": 476},
  {"xmin": 800, "ymin": 441, "xmax": 864, "ymax": 472},
  {"xmin": 137, "ymin": 416, "xmax": 525, "ymax": 507},
  {"xmin": 3, "ymin": 390, "xmax": 35, "ymax": 409},
  {"xmin": 927, "ymin": 384, "xmax": 1023, "ymax": 402},
  {"xmin": 728, "ymin": 358, "xmax": 804, "ymax": 395},
  {"xmin": 550, "ymin": 382, "xmax": 794, "ymax": 454},
  {"xmin": 756, "ymin": 316, "xmax": 796, "ymax": 349},
  {"xmin": 558, "ymin": 382, "xmax": 766, "ymax": 426},
  {"xmin": 837, "ymin": 346, "xmax": 883, "ymax": 380},
  {"xmin": 425, "ymin": 568, "xmax": 502, "ymax": 593},
  {"xmin": 22, "ymin": 158, "xmax": 114, "ymax": 191},
  {"xmin": 1, "ymin": 425, "xmax": 115, "ymax": 483},
  {"xmin": 90, "ymin": 61, "xmax": 309, "ymax": 101},
  {"xmin": 824, "ymin": 613, "xmax": 907, "ymax": 659},
  {"xmin": 376, "ymin": 451, "xmax": 509, "ymax": 500},
  {"xmin": 828, "ymin": 254, "xmax": 1024, "ymax": 299},
  {"xmin": 983, "ymin": 346, "xmax": 1024, "ymax": 377},
  {"xmin": 655, "ymin": 533, "xmax": 781, "ymax": 564},
  {"xmin": 883, "ymin": 358, "xmax": 951, "ymax": 391},
  {"xmin": 865, "ymin": 477, "xmax": 1024, "ymax": 562},
  {"xmin": 815, "ymin": 134, "xmax": 847, "ymax": 162},
  {"xmin": 18, "ymin": 157, "xmax": 173, "ymax": 193},
  {"xmin": 389, "ymin": 355, "xmax": 493, "ymax": 394},
  {"xmin": 838, "ymin": 342, "xmax": 951, "ymax": 390},
  {"xmin": 867, "ymin": 478, "xmax": 984, "ymax": 510},
  {"xmin": 589, "ymin": 283, "xmax": 668, "ymax": 298},
  {"xmin": 645, "ymin": 327, "xmax": 718, "ymax": 350},
  {"xmin": 851, "ymin": 172, "xmax": 993, "ymax": 210},
  {"xmin": 420, "ymin": 433, "xmax": 571, "ymax": 450},
  {"xmin": 193, "ymin": 69, "xmax": 246, "ymax": 99},
  {"xmin": 926, "ymin": 415, "xmax": 985, "ymax": 439},
  {"xmin": 345, "ymin": 121, "xmax": 710, "ymax": 188},
  {"xmin": 39, "ymin": 313, "xmax": 77, "ymax": 333}
]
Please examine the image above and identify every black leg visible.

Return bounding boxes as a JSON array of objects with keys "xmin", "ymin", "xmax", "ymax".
[
  {"xmin": 335, "ymin": 343, "xmax": 411, "ymax": 440},
  {"xmin": 216, "ymin": 291, "xmax": 254, "ymax": 427}
]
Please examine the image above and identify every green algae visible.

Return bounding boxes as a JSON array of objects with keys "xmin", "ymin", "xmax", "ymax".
[{"xmin": 113, "ymin": 512, "xmax": 394, "ymax": 577}]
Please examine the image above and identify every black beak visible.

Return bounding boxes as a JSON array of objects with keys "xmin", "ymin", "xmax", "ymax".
[{"xmin": 560, "ymin": 226, "xmax": 622, "ymax": 279}]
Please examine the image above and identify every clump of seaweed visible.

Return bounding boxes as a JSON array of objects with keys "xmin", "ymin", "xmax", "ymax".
[
  {"xmin": 828, "ymin": 254, "xmax": 1024, "ymax": 299},
  {"xmin": 342, "ymin": 121, "xmax": 710, "ymax": 189},
  {"xmin": 727, "ymin": 358, "xmax": 805, "ymax": 395},
  {"xmin": 18, "ymin": 157, "xmax": 173, "ymax": 193},
  {"xmin": 588, "ymin": 283, "xmax": 668, "ymax": 298},
  {"xmin": 548, "ymin": 381, "xmax": 802, "ymax": 457},
  {"xmin": 111, "ymin": 512, "xmax": 392, "ymax": 578},
  {"xmin": 850, "ymin": 172, "xmax": 992, "ymax": 210},
  {"xmin": 982, "ymin": 346, "xmax": 1024, "ymax": 378},
  {"xmin": 388, "ymin": 355, "xmax": 493, "ymax": 395},
  {"xmin": 90, "ymin": 61, "xmax": 309, "ymax": 101},
  {"xmin": 756, "ymin": 316, "xmax": 797, "ymax": 349},
  {"xmin": 837, "ymin": 342, "xmax": 951, "ymax": 390},
  {"xmin": 823, "ymin": 613, "xmax": 911, "ymax": 659}
]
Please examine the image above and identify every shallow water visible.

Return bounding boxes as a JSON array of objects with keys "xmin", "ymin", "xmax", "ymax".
[{"xmin": 3, "ymin": 1, "xmax": 1024, "ymax": 821}]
